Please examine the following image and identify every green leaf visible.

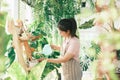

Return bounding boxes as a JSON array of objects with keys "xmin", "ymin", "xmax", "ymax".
[
  {"xmin": 0, "ymin": 27, "xmax": 11, "ymax": 54},
  {"xmin": 27, "ymin": 60, "xmax": 47, "ymax": 80},
  {"xmin": 32, "ymin": 31, "xmax": 40, "ymax": 36},
  {"xmin": 0, "ymin": 56, "xmax": 7, "ymax": 73},
  {"xmin": 39, "ymin": 37, "xmax": 48, "ymax": 48},
  {"xmin": 91, "ymin": 41, "xmax": 100, "ymax": 54},
  {"xmin": 7, "ymin": 47, "xmax": 15, "ymax": 67},
  {"xmin": 30, "ymin": 41, "xmax": 38, "ymax": 48},
  {"xmin": 0, "ymin": 12, "xmax": 7, "ymax": 27},
  {"xmin": 31, "ymin": 28, "xmax": 46, "ymax": 37},
  {"xmin": 6, "ymin": 60, "xmax": 47, "ymax": 80},
  {"xmin": 32, "ymin": 52, "xmax": 45, "ymax": 59},
  {"xmin": 79, "ymin": 18, "xmax": 94, "ymax": 29},
  {"xmin": 7, "ymin": 61, "xmax": 26, "ymax": 80},
  {"xmin": 41, "ymin": 63, "xmax": 54, "ymax": 79},
  {"xmin": 86, "ymin": 0, "xmax": 95, "ymax": 11},
  {"xmin": 52, "ymin": 51, "xmax": 60, "ymax": 56}
]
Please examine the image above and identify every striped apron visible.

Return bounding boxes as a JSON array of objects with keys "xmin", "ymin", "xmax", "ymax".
[
  {"xmin": 62, "ymin": 58, "xmax": 82, "ymax": 80},
  {"xmin": 61, "ymin": 41, "xmax": 82, "ymax": 80}
]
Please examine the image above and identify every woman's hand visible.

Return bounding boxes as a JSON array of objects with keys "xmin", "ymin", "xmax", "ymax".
[
  {"xmin": 37, "ymin": 58, "xmax": 45, "ymax": 62},
  {"xmin": 50, "ymin": 44, "xmax": 60, "ymax": 51}
]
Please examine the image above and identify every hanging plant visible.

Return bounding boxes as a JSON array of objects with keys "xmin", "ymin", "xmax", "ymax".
[
  {"xmin": 21, "ymin": 0, "xmax": 36, "ymax": 7},
  {"xmin": 79, "ymin": 18, "xmax": 94, "ymax": 29}
]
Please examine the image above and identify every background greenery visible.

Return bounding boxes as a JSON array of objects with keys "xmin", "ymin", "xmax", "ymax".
[{"xmin": 1, "ymin": 0, "xmax": 120, "ymax": 80}]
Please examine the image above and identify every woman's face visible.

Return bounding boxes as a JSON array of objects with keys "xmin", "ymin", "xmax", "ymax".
[{"xmin": 58, "ymin": 29, "xmax": 70, "ymax": 38}]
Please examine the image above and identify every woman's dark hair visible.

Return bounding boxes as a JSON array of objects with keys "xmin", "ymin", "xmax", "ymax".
[{"xmin": 57, "ymin": 18, "xmax": 78, "ymax": 38}]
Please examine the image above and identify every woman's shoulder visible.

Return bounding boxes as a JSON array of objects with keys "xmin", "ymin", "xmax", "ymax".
[
  {"xmin": 69, "ymin": 37, "xmax": 80, "ymax": 48},
  {"xmin": 71, "ymin": 37, "xmax": 80, "ymax": 43},
  {"xmin": 72, "ymin": 37, "xmax": 79, "ymax": 40}
]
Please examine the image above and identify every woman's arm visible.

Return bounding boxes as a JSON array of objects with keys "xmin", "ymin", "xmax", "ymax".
[{"xmin": 47, "ymin": 52, "xmax": 74, "ymax": 63}]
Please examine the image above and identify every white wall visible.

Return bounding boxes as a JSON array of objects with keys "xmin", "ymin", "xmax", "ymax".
[{"xmin": 5, "ymin": 0, "xmax": 34, "ymax": 25}]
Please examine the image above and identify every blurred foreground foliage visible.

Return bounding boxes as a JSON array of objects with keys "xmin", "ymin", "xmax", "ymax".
[{"xmin": 0, "ymin": 12, "xmax": 10, "ymax": 55}]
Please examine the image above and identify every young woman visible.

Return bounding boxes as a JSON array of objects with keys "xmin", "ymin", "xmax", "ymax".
[{"xmin": 38, "ymin": 18, "xmax": 82, "ymax": 80}]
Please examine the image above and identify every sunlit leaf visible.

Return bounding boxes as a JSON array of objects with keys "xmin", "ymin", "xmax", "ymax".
[
  {"xmin": 27, "ymin": 60, "xmax": 47, "ymax": 80},
  {"xmin": 7, "ymin": 61, "xmax": 26, "ymax": 80},
  {"xmin": 0, "ymin": 56, "xmax": 7, "ymax": 73}
]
